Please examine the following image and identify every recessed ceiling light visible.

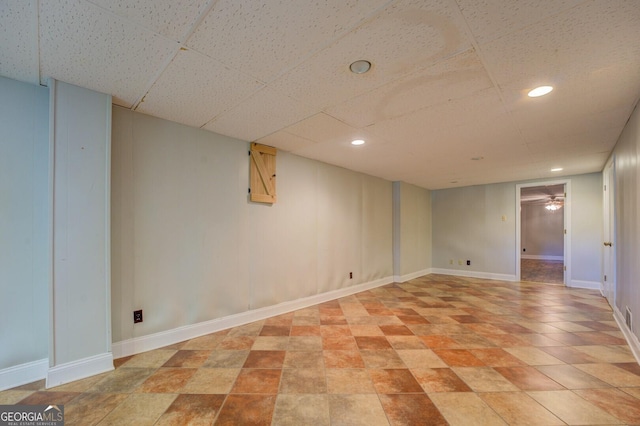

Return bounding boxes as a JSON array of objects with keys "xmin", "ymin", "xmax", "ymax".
[
  {"xmin": 351, "ymin": 139, "xmax": 365, "ymax": 146},
  {"xmin": 550, "ymin": 167, "xmax": 563, "ymax": 172},
  {"xmin": 471, "ymin": 156, "xmax": 484, "ymax": 161},
  {"xmin": 528, "ymin": 86, "xmax": 553, "ymax": 97},
  {"xmin": 349, "ymin": 60, "xmax": 371, "ymax": 74}
]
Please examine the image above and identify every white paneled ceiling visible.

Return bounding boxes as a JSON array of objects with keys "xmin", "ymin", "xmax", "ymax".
[{"xmin": 2, "ymin": 0, "xmax": 639, "ymax": 189}]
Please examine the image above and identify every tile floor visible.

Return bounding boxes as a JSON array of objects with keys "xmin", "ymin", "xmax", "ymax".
[{"xmin": 2, "ymin": 274, "xmax": 640, "ymax": 425}]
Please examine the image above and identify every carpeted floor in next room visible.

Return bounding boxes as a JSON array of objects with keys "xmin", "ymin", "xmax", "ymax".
[{"xmin": 1, "ymin": 274, "xmax": 639, "ymax": 425}]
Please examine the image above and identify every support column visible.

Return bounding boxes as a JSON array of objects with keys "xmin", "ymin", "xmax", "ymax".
[{"xmin": 47, "ymin": 80, "xmax": 113, "ymax": 388}]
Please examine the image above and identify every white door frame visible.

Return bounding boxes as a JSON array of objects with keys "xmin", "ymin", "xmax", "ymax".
[
  {"xmin": 602, "ymin": 157, "xmax": 616, "ymax": 305},
  {"xmin": 516, "ymin": 179, "xmax": 571, "ymax": 284}
]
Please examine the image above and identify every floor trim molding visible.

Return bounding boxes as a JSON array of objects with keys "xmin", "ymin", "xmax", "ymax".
[
  {"xmin": 46, "ymin": 353, "xmax": 114, "ymax": 389},
  {"xmin": 393, "ymin": 268, "xmax": 432, "ymax": 283},
  {"xmin": 522, "ymin": 255, "xmax": 564, "ymax": 261},
  {"xmin": 430, "ymin": 268, "xmax": 516, "ymax": 282},
  {"xmin": 112, "ymin": 276, "xmax": 394, "ymax": 359},
  {"xmin": 567, "ymin": 280, "xmax": 601, "ymax": 291},
  {"xmin": 613, "ymin": 306, "xmax": 640, "ymax": 365},
  {"xmin": 0, "ymin": 358, "xmax": 48, "ymax": 392}
]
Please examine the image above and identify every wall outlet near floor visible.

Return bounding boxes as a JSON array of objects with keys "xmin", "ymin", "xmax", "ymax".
[
  {"xmin": 466, "ymin": 260, "xmax": 471, "ymax": 266},
  {"xmin": 349, "ymin": 272, "xmax": 353, "ymax": 279},
  {"xmin": 133, "ymin": 309, "xmax": 143, "ymax": 324},
  {"xmin": 458, "ymin": 260, "xmax": 463, "ymax": 265}
]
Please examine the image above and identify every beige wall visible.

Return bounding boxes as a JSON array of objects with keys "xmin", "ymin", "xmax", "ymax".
[{"xmin": 111, "ymin": 107, "xmax": 393, "ymax": 342}]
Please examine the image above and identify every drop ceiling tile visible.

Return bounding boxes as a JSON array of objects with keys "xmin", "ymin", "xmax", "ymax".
[
  {"xmin": 511, "ymin": 99, "xmax": 634, "ymax": 146},
  {"xmin": 292, "ymin": 136, "xmax": 409, "ymax": 182},
  {"xmin": 256, "ymin": 131, "xmax": 316, "ymax": 153},
  {"xmin": 479, "ymin": 0, "xmax": 640, "ymax": 87},
  {"xmin": 327, "ymin": 49, "xmax": 493, "ymax": 127},
  {"xmin": 270, "ymin": 0, "xmax": 472, "ymax": 110},
  {"xmin": 284, "ymin": 113, "xmax": 372, "ymax": 145},
  {"xmin": 526, "ymin": 126, "xmax": 622, "ymax": 157},
  {"xmin": 136, "ymin": 48, "xmax": 263, "ymax": 128},
  {"xmin": 457, "ymin": 0, "xmax": 586, "ymax": 44},
  {"xmin": 39, "ymin": 0, "xmax": 178, "ymax": 107},
  {"xmin": 186, "ymin": 0, "xmax": 392, "ymax": 83},
  {"xmin": 0, "ymin": 0, "xmax": 39, "ymax": 84},
  {"xmin": 87, "ymin": 0, "xmax": 211, "ymax": 41},
  {"xmin": 203, "ymin": 86, "xmax": 316, "ymax": 142},
  {"xmin": 368, "ymin": 88, "xmax": 514, "ymax": 147}
]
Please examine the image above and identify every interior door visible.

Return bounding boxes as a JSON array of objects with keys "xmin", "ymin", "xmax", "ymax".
[{"xmin": 603, "ymin": 159, "xmax": 616, "ymax": 306}]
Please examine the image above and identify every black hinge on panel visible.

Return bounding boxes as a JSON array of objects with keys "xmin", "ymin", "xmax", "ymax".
[
  {"xmin": 248, "ymin": 150, "xmax": 251, "ymax": 156},
  {"xmin": 248, "ymin": 188, "xmax": 251, "ymax": 194}
]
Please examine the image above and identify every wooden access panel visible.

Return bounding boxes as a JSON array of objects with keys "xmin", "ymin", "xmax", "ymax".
[{"xmin": 250, "ymin": 142, "xmax": 276, "ymax": 204}]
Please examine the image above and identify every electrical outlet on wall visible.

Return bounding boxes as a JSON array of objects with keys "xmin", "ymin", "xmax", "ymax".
[
  {"xmin": 466, "ymin": 260, "xmax": 471, "ymax": 266},
  {"xmin": 133, "ymin": 309, "xmax": 143, "ymax": 324}
]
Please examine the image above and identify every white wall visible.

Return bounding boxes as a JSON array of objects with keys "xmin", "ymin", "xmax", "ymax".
[
  {"xmin": 0, "ymin": 76, "xmax": 49, "ymax": 371},
  {"xmin": 393, "ymin": 182, "xmax": 432, "ymax": 280},
  {"xmin": 609, "ymin": 99, "xmax": 640, "ymax": 344},
  {"xmin": 432, "ymin": 174, "xmax": 602, "ymax": 284},
  {"xmin": 521, "ymin": 202, "xmax": 564, "ymax": 258},
  {"xmin": 111, "ymin": 107, "xmax": 393, "ymax": 343}
]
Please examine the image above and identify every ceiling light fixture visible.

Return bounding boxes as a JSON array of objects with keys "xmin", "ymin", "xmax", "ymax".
[
  {"xmin": 528, "ymin": 86, "xmax": 553, "ymax": 97},
  {"xmin": 349, "ymin": 60, "xmax": 371, "ymax": 74},
  {"xmin": 351, "ymin": 139, "xmax": 365, "ymax": 146},
  {"xmin": 550, "ymin": 167, "xmax": 563, "ymax": 172},
  {"xmin": 471, "ymin": 156, "xmax": 484, "ymax": 161},
  {"xmin": 545, "ymin": 197, "xmax": 563, "ymax": 211}
]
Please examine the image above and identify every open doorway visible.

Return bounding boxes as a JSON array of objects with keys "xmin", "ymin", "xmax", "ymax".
[{"xmin": 516, "ymin": 182, "xmax": 568, "ymax": 284}]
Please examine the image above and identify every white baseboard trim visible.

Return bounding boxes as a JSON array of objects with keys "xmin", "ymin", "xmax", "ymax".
[
  {"xmin": 393, "ymin": 268, "xmax": 432, "ymax": 283},
  {"xmin": 567, "ymin": 280, "xmax": 601, "ymax": 291},
  {"xmin": 613, "ymin": 306, "xmax": 640, "ymax": 365},
  {"xmin": 46, "ymin": 352, "xmax": 114, "ymax": 389},
  {"xmin": 0, "ymin": 358, "xmax": 48, "ymax": 391},
  {"xmin": 522, "ymin": 255, "xmax": 564, "ymax": 261},
  {"xmin": 113, "ymin": 276, "xmax": 394, "ymax": 359},
  {"xmin": 430, "ymin": 268, "xmax": 517, "ymax": 282}
]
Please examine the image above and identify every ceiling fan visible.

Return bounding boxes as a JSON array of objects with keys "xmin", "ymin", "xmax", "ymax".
[{"xmin": 545, "ymin": 195, "xmax": 563, "ymax": 211}]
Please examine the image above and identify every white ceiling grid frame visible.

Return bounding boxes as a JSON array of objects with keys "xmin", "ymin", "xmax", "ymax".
[
  {"xmin": 326, "ymin": 49, "xmax": 494, "ymax": 128},
  {"xmin": 86, "ymin": 0, "xmax": 213, "ymax": 41},
  {"xmin": 38, "ymin": 0, "xmax": 179, "ymax": 107},
  {"xmin": 0, "ymin": 0, "xmax": 39, "ymax": 84},
  {"xmin": 186, "ymin": 0, "xmax": 395, "ymax": 83},
  {"xmin": 135, "ymin": 48, "xmax": 264, "ymax": 129},
  {"xmin": 202, "ymin": 85, "xmax": 317, "ymax": 142},
  {"xmin": 269, "ymin": 0, "xmax": 473, "ymax": 111}
]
